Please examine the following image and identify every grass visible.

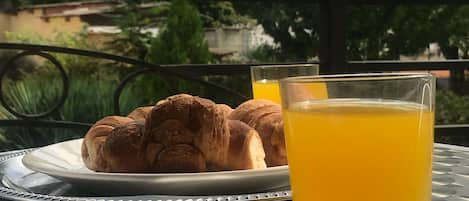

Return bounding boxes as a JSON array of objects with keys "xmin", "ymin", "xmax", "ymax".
[
  {"xmin": 1, "ymin": 66, "xmax": 468, "ymax": 150},
  {"xmin": 0, "ymin": 75, "xmax": 140, "ymax": 151},
  {"xmin": 0, "ymin": 71, "xmax": 249, "ymax": 151}
]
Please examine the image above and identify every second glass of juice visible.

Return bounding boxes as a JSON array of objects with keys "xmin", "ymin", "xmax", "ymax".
[
  {"xmin": 279, "ymin": 73, "xmax": 435, "ymax": 201},
  {"xmin": 250, "ymin": 64, "xmax": 323, "ymax": 103}
]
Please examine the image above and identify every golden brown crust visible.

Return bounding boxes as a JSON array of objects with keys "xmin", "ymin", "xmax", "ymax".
[
  {"xmin": 191, "ymin": 96, "xmax": 230, "ymax": 169},
  {"xmin": 145, "ymin": 142, "xmax": 165, "ymax": 169},
  {"xmin": 217, "ymin": 104, "xmax": 233, "ymax": 118},
  {"xmin": 148, "ymin": 120, "xmax": 194, "ymax": 146},
  {"xmin": 82, "ymin": 116, "xmax": 135, "ymax": 172},
  {"xmin": 229, "ymin": 99, "xmax": 287, "ymax": 167},
  {"xmin": 127, "ymin": 106, "xmax": 154, "ymax": 121},
  {"xmin": 82, "ymin": 125, "xmax": 114, "ymax": 172},
  {"xmin": 82, "ymin": 94, "xmax": 276, "ymax": 173},
  {"xmin": 103, "ymin": 121, "xmax": 148, "ymax": 172},
  {"xmin": 145, "ymin": 94, "xmax": 193, "ymax": 128},
  {"xmin": 270, "ymin": 120, "xmax": 287, "ymax": 161},
  {"xmin": 228, "ymin": 99, "xmax": 278, "ymax": 122},
  {"xmin": 94, "ymin": 116, "xmax": 134, "ymax": 128},
  {"xmin": 227, "ymin": 120, "xmax": 266, "ymax": 170},
  {"xmin": 145, "ymin": 94, "xmax": 230, "ymax": 171},
  {"xmin": 154, "ymin": 144, "xmax": 206, "ymax": 173},
  {"xmin": 255, "ymin": 112, "xmax": 287, "ymax": 166}
]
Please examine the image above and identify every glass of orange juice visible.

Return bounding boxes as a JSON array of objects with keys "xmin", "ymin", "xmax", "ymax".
[
  {"xmin": 279, "ymin": 73, "xmax": 435, "ymax": 201},
  {"xmin": 251, "ymin": 64, "xmax": 324, "ymax": 103}
]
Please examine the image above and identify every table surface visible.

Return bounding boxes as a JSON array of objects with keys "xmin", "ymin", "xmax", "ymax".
[{"xmin": 0, "ymin": 143, "xmax": 468, "ymax": 201}]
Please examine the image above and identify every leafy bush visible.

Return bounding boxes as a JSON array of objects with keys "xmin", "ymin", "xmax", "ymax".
[
  {"xmin": 0, "ymin": 31, "xmax": 128, "ymax": 150},
  {"xmin": 244, "ymin": 44, "xmax": 281, "ymax": 63},
  {"xmin": 147, "ymin": 0, "xmax": 212, "ymax": 64},
  {"xmin": 434, "ymin": 89, "xmax": 469, "ymax": 146},
  {"xmin": 0, "ymin": 75, "xmax": 141, "ymax": 151},
  {"xmin": 436, "ymin": 89, "xmax": 469, "ymax": 124}
]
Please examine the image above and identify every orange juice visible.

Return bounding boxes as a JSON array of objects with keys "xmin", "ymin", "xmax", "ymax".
[
  {"xmin": 252, "ymin": 80, "xmax": 282, "ymax": 103},
  {"xmin": 252, "ymin": 80, "xmax": 328, "ymax": 103},
  {"xmin": 283, "ymin": 99, "xmax": 433, "ymax": 201}
]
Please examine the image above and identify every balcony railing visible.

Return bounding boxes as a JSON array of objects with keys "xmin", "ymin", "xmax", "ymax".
[{"xmin": 0, "ymin": 43, "xmax": 466, "ymax": 140}]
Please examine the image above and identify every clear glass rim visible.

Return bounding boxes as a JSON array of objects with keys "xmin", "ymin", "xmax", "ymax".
[
  {"xmin": 251, "ymin": 63, "xmax": 319, "ymax": 69},
  {"xmin": 280, "ymin": 72, "xmax": 433, "ymax": 83}
]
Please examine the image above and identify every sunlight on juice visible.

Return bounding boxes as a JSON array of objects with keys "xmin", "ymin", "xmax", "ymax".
[
  {"xmin": 252, "ymin": 80, "xmax": 328, "ymax": 103},
  {"xmin": 283, "ymin": 99, "xmax": 433, "ymax": 201}
]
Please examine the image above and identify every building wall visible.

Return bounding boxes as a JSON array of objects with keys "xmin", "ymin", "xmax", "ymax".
[
  {"xmin": 87, "ymin": 32, "xmax": 115, "ymax": 48},
  {"xmin": 204, "ymin": 26, "xmax": 275, "ymax": 55},
  {"xmin": 6, "ymin": 8, "xmax": 84, "ymax": 40},
  {"xmin": 205, "ymin": 28, "xmax": 252, "ymax": 54},
  {"xmin": 0, "ymin": 7, "xmax": 272, "ymax": 56},
  {"xmin": 0, "ymin": 13, "xmax": 11, "ymax": 41}
]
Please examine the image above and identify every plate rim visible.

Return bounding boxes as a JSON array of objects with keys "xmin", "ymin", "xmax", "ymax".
[
  {"xmin": 1, "ymin": 149, "xmax": 293, "ymax": 201},
  {"xmin": 22, "ymin": 138, "xmax": 289, "ymax": 179}
]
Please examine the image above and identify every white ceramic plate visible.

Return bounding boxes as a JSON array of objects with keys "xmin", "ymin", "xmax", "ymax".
[{"xmin": 22, "ymin": 139, "xmax": 290, "ymax": 196}]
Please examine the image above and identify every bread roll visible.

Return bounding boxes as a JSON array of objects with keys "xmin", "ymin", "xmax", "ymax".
[
  {"xmin": 229, "ymin": 99, "xmax": 287, "ymax": 166},
  {"xmin": 127, "ymin": 106, "xmax": 153, "ymax": 121},
  {"xmin": 82, "ymin": 94, "xmax": 271, "ymax": 173},
  {"xmin": 217, "ymin": 104, "xmax": 233, "ymax": 118},
  {"xmin": 82, "ymin": 116, "xmax": 134, "ymax": 172},
  {"xmin": 154, "ymin": 144, "xmax": 206, "ymax": 173},
  {"xmin": 94, "ymin": 116, "xmax": 134, "ymax": 128},
  {"xmin": 103, "ymin": 121, "xmax": 148, "ymax": 172},
  {"xmin": 144, "ymin": 94, "xmax": 230, "ymax": 171},
  {"xmin": 227, "ymin": 120, "xmax": 266, "ymax": 170},
  {"xmin": 82, "ymin": 125, "xmax": 114, "ymax": 171}
]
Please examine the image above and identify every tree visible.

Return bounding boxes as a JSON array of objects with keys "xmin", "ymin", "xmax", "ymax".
[
  {"xmin": 232, "ymin": 2, "xmax": 319, "ymax": 61},
  {"xmin": 107, "ymin": 0, "xmax": 170, "ymax": 60},
  {"xmin": 233, "ymin": 2, "xmax": 469, "ymax": 62},
  {"xmin": 192, "ymin": 1, "xmax": 255, "ymax": 28},
  {"xmin": 147, "ymin": 0, "xmax": 211, "ymax": 64}
]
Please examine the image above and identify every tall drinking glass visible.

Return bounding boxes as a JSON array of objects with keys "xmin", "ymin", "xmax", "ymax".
[
  {"xmin": 250, "ymin": 64, "xmax": 323, "ymax": 103},
  {"xmin": 279, "ymin": 73, "xmax": 435, "ymax": 201}
]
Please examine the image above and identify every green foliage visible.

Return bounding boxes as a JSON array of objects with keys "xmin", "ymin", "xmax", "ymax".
[
  {"xmin": 233, "ymin": 2, "xmax": 319, "ymax": 62},
  {"xmin": 233, "ymin": 3, "xmax": 469, "ymax": 61},
  {"xmin": 436, "ymin": 90, "xmax": 469, "ymax": 124},
  {"xmin": 147, "ymin": 0, "xmax": 211, "ymax": 64},
  {"xmin": 193, "ymin": 1, "xmax": 255, "ymax": 28},
  {"xmin": 435, "ymin": 89, "xmax": 469, "ymax": 146},
  {"xmin": 347, "ymin": 5, "xmax": 469, "ymax": 60},
  {"xmin": 244, "ymin": 44, "xmax": 280, "ymax": 63},
  {"xmin": 4, "ymin": 30, "xmax": 110, "ymax": 76},
  {"xmin": 0, "ymin": 29, "xmax": 247, "ymax": 151},
  {"xmin": 0, "ymin": 31, "xmax": 131, "ymax": 150},
  {"xmin": 0, "ymin": 76, "xmax": 146, "ymax": 151},
  {"xmin": 106, "ymin": 0, "xmax": 170, "ymax": 59}
]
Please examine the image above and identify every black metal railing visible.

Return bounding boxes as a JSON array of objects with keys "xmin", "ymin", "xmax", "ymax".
[
  {"xmin": 0, "ymin": 43, "xmax": 254, "ymax": 140},
  {"xmin": 0, "ymin": 43, "xmax": 468, "ymax": 136}
]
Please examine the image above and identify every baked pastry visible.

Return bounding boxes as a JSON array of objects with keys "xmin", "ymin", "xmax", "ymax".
[
  {"xmin": 127, "ymin": 106, "xmax": 154, "ymax": 121},
  {"xmin": 81, "ymin": 116, "xmax": 133, "ymax": 171},
  {"xmin": 103, "ymin": 120, "xmax": 148, "ymax": 172},
  {"xmin": 144, "ymin": 119, "xmax": 204, "ymax": 172},
  {"xmin": 217, "ymin": 104, "xmax": 233, "ymax": 118},
  {"xmin": 227, "ymin": 120, "xmax": 266, "ymax": 170},
  {"xmin": 229, "ymin": 99, "xmax": 287, "ymax": 166},
  {"xmin": 154, "ymin": 144, "xmax": 206, "ymax": 173},
  {"xmin": 82, "ymin": 94, "xmax": 270, "ymax": 173},
  {"xmin": 145, "ymin": 94, "xmax": 230, "ymax": 171}
]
